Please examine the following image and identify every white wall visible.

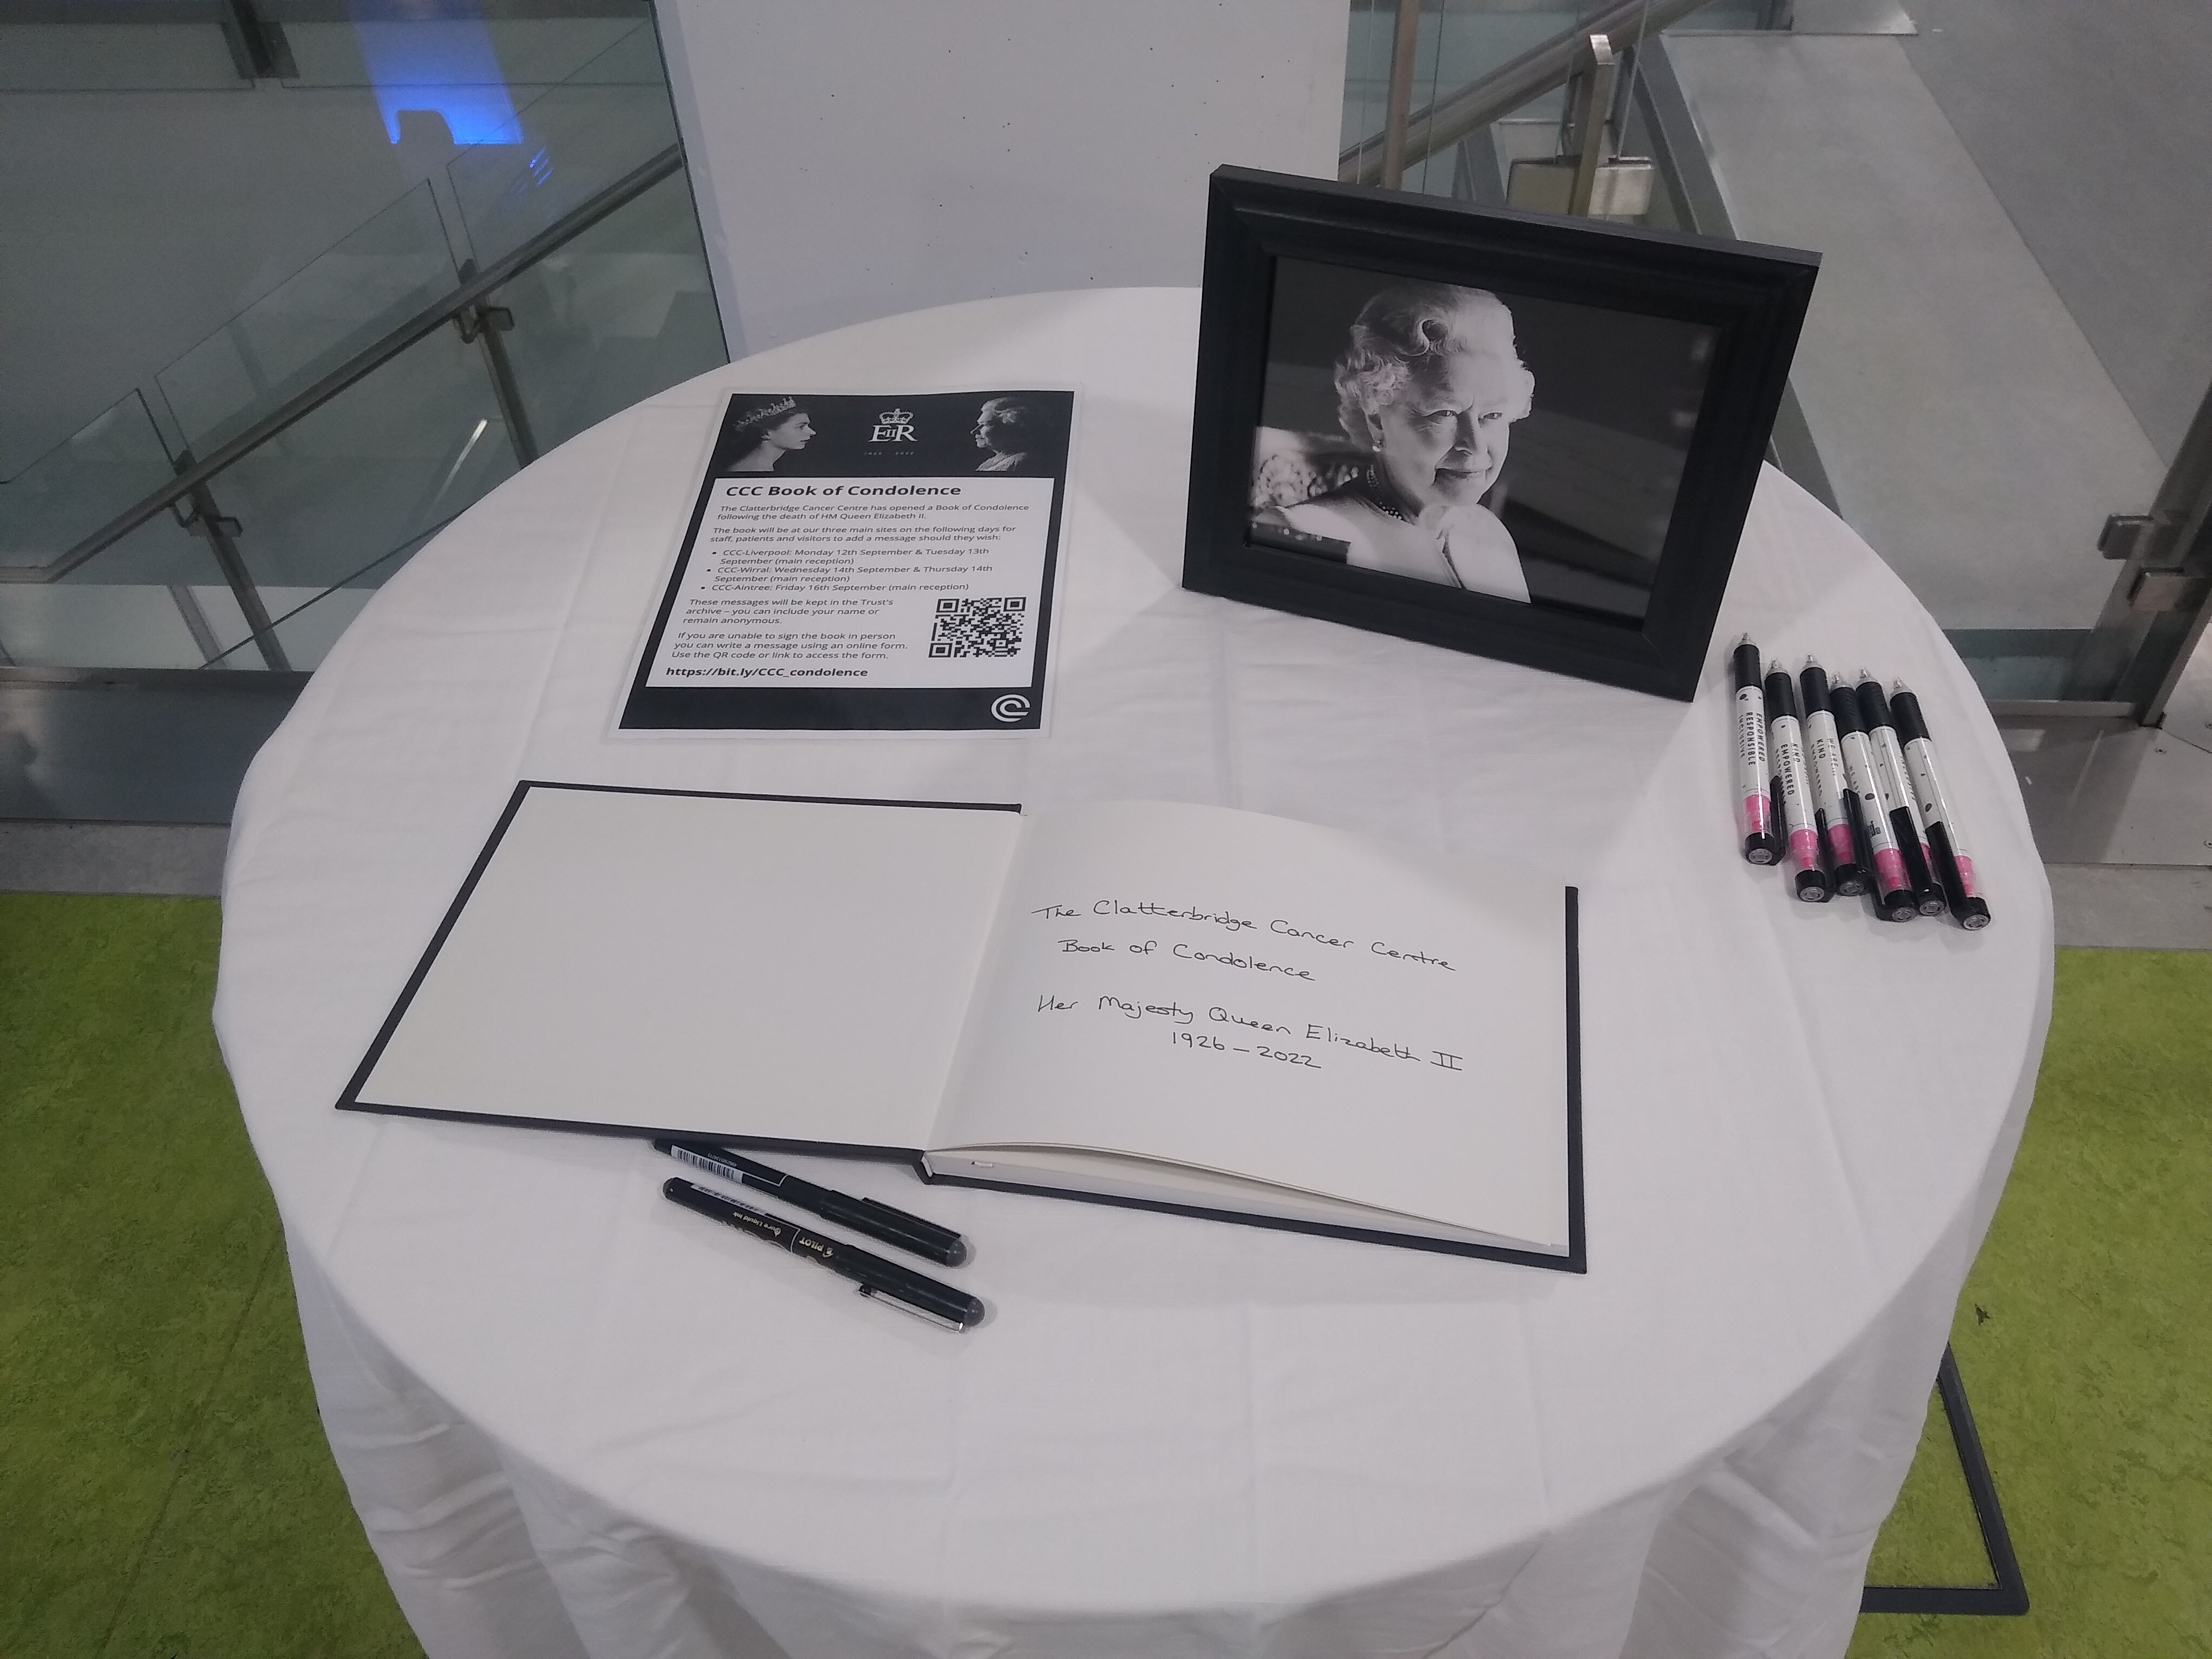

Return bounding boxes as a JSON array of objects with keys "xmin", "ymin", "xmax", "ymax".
[{"xmin": 656, "ymin": 0, "xmax": 1348, "ymax": 356}]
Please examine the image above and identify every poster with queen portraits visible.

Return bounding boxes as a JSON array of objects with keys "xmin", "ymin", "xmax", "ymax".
[{"xmin": 624, "ymin": 389, "xmax": 1074, "ymax": 732}]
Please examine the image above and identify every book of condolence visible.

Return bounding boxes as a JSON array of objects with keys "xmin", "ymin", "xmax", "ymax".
[{"xmin": 342, "ymin": 786, "xmax": 1582, "ymax": 1265}]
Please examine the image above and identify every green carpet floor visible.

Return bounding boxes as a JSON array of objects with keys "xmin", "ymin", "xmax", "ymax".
[
  {"xmin": 1, "ymin": 893, "xmax": 2206, "ymax": 1657},
  {"xmin": 1849, "ymin": 948, "xmax": 2212, "ymax": 1657},
  {"xmin": 1, "ymin": 896, "xmax": 422, "ymax": 1659}
]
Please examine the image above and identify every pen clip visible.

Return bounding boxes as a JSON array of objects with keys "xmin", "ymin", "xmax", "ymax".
[{"xmin": 855, "ymin": 1282, "xmax": 970, "ymax": 1332}]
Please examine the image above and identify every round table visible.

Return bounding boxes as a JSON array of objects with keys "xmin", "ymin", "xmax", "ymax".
[{"xmin": 215, "ymin": 288, "xmax": 2052, "ymax": 1659}]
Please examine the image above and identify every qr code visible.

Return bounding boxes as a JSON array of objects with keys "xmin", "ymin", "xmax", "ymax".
[{"xmin": 929, "ymin": 595, "xmax": 1027, "ymax": 658}]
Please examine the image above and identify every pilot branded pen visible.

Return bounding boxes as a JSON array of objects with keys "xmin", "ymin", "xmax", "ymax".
[
  {"xmin": 1856, "ymin": 674, "xmax": 1947, "ymax": 918},
  {"xmin": 1732, "ymin": 637, "xmax": 1781, "ymax": 864},
  {"xmin": 1890, "ymin": 683, "xmax": 1993, "ymax": 929},
  {"xmin": 662, "ymin": 1177, "xmax": 984, "ymax": 1331},
  {"xmin": 1799, "ymin": 657, "xmax": 1867, "ymax": 896},
  {"xmin": 1829, "ymin": 685, "xmax": 1918, "ymax": 922},
  {"xmin": 1764, "ymin": 660, "xmax": 1829, "ymax": 901},
  {"xmin": 655, "ymin": 1138, "xmax": 968, "ymax": 1265}
]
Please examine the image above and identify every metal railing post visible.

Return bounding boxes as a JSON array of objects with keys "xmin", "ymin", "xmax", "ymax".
[
  {"xmin": 176, "ymin": 465, "xmax": 291, "ymax": 672},
  {"xmin": 1380, "ymin": 0, "xmax": 1425, "ymax": 191},
  {"xmin": 456, "ymin": 263, "xmax": 541, "ymax": 469},
  {"xmin": 1566, "ymin": 36, "xmax": 1618, "ymax": 217},
  {"xmin": 1341, "ymin": 0, "xmax": 1718, "ymax": 187}
]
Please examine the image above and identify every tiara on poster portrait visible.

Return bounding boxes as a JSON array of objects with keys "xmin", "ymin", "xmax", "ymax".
[{"xmin": 729, "ymin": 396, "xmax": 799, "ymax": 433}]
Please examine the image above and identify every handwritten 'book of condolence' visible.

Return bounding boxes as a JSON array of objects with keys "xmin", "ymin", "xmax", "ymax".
[{"xmin": 341, "ymin": 784, "xmax": 1583, "ymax": 1267}]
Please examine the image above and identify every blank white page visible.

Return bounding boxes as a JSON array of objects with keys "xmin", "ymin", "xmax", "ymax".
[
  {"xmin": 353, "ymin": 785, "xmax": 1022, "ymax": 1149},
  {"xmin": 938, "ymin": 800, "xmax": 1570, "ymax": 1249}
]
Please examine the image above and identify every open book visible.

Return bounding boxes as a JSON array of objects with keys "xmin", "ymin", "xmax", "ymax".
[{"xmin": 343, "ymin": 784, "xmax": 1583, "ymax": 1267}]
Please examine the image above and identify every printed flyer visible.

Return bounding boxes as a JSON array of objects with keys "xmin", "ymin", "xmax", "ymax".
[{"xmin": 622, "ymin": 389, "xmax": 1074, "ymax": 731}]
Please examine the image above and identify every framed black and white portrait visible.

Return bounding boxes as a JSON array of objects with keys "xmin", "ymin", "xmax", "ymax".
[{"xmin": 1183, "ymin": 167, "xmax": 1818, "ymax": 700}]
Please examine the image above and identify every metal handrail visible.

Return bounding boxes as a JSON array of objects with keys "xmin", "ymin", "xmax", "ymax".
[
  {"xmin": 1339, "ymin": 0, "xmax": 1718, "ymax": 187},
  {"xmin": 0, "ymin": 141, "xmax": 683, "ymax": 586}
]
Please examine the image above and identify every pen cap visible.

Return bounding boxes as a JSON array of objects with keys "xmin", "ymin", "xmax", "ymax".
[
  {"xmin": 1827, "ymin": 685, "xmax": 1865, "ymax": 737},
  {"xmin": 1856, "ymin": 677, "xmax": 1894, "ymax": 732},
  {"xmin": 1800, "ymin": 661, "xmax": 1831, "ymax": 713},
  {"xmin": 1891, "ymin": 688, "xmax": 1931, "ymax": 745},
  {"xmin": 1733, "ymin": 640, "xmax": 1764, "ymax": 693},
  {"xmin": 824, "ymin": 1192, "xmax": 969, "ymax": 1266},
  {"xmin": 1794, "ymin": 866, "xmax": 1831, "ymax": 902},
  {"xmin": 1763, "ymin": 666, "xmax": 1801, "ymax": 723}
]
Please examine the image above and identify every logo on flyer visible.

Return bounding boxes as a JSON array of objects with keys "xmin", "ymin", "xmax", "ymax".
[
  {"xmin": 869, "ymin": 407, "xmax": 916, "ymax": 443},
  {"xmin": 990, "ymin": 693, "xmax": 1031, "ymax": 723}
]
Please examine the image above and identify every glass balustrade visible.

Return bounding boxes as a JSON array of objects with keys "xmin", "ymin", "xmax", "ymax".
[
  {"xmin": 278, "ymin": 10, "xmax": 651, "ymax": 105},
  {"xmin": 1344, "ymin": 0, "xmax": 1629, "ymax": 193},
  {"xmin": 155, "ymin": 183, "xmax": 461, "ymax": 456},
  {"xmin": 487, "ymin": 169, "xmax": 726, "ymax": 457},
  {"xmin": 193, "ymin": 318, "xmax": 522, "ymax": 637},
  {"xmin": 447, "ymin": 23, "xmax": 680, "ymax": 269},
  {"xmin": 4, "ymin": 211, "xmax": 719, "ymax": 677},
  {"xmin": 0, "ymin": 516, "xmax": 235, "ymax": 673},
  {"xmin": 3, "ymin": 3, "xmax": 725, "ymax": 682},
  {"xmin": 198, "ymin": 520, "xmax": 452, "ymax": 673},
  {"xmin": 1343, "ymin": 0, "xmax": 2212, "ymax": 712},
  {"xmin": 0, "ymin": 393, "xmax": 179, "ymax": 569}
]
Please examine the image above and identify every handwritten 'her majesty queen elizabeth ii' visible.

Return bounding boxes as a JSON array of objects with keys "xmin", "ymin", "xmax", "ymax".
[{"xmin": 1256, "ymin": 282, "xmax": 1535, "ymax": 602}]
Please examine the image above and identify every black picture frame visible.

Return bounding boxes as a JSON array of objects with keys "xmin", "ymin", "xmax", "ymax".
[{"xmin": 1182, "ymin": 166, "xmax": 1818, "ymax": 701}]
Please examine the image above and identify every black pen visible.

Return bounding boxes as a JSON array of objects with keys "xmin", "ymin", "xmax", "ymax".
[
  {"xmin": 662, "ymin": 1177, "xmax": 985, "ymax": 1332},
  {"xmin": 654, "ymin": 1138, "xmax": 968, "ymax": 1265}
]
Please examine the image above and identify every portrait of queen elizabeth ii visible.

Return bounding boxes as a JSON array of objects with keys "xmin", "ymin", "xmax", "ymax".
[
  {"xmin": 1251, "ymin": 281, "xmax": 1536, "ymax": 603},
  {"xmin": 1192, "ymin": 173, "xmax": 1809, "ymax": 696}
]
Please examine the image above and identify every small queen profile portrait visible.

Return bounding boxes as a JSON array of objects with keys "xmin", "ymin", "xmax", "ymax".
[{"xmin": 729, "ymin": 397, "xmax": 815, "ymax": 473}]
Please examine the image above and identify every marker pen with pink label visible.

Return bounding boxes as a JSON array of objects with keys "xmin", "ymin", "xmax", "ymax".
[
  {"xmin": 1764, "ymin": 660, "xmax": 1829, "ymax": 901},
  {"xmin": 1890, "ymin": 682, "xmax": 1992, "ymax": 929},
  {"xmin": 1732, "ymin": 638, "xmax": 1780, "ymax": 864},
  {"xmin": 1827, "ymin": 684, "xmax": 1918, "ymax": 921},
  {"xmin": 1855, "ymin": 673, "xmax": 1948, "ymax": 918},
  {"xmin": 1798, "ymin": 657, "xmax": 1867, "ymax": 896}
]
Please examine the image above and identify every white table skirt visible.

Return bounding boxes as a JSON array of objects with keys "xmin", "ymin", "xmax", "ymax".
[{"xmin": 215, "ymin": 288, "xmax": 2051, "ymax": 1659}]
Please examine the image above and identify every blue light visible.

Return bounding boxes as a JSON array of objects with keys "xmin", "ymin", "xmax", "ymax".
[{"xmin": 352, "ymin": 16, "xmax": 522, "ymax": 147}]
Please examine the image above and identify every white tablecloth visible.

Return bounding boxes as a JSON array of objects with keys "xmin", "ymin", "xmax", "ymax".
[{"xmin": 214, "ymin": 288, "xmax": 2052, "ymax": 1659}]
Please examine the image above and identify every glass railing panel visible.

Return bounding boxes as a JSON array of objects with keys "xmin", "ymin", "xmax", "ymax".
[
  {"xmin": 197, "ymin": 322, "xmax": 517, "ymax": 608},
  {"xmin": 2, "ymin": 5, "xmax": 718, "ymax": 685},
  {"xmin": 446, "ymin": 24, "xmax": 678, "ymax": 268},
  {"xmin": 489, "ymin": 170, "xmax": 728, "ymax": 457},
  {"xmin": 0, "ymin": 393, "xmax": 179, "ymax": 571},
  {"xmin": 198, "ymin": 519, "xmax": 451, "ymax": 672},
  {"xmin": 1343, "ymin": 0, "xmax": 1611, "ymax": 177},
  {"xmin": 0, "ymin": 516, "xmax": 238, "ymax": 672},
  {"xmin": 1650, "ymin": 19, "xmax": 2207, "ymax": 703},
  {"xmin": 276, "ymin": 13, "xmax": 651, "ymax": 97},
  {"xmin": 154, "ymin": 182, "xmax": 460, "ymax": 455}
]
